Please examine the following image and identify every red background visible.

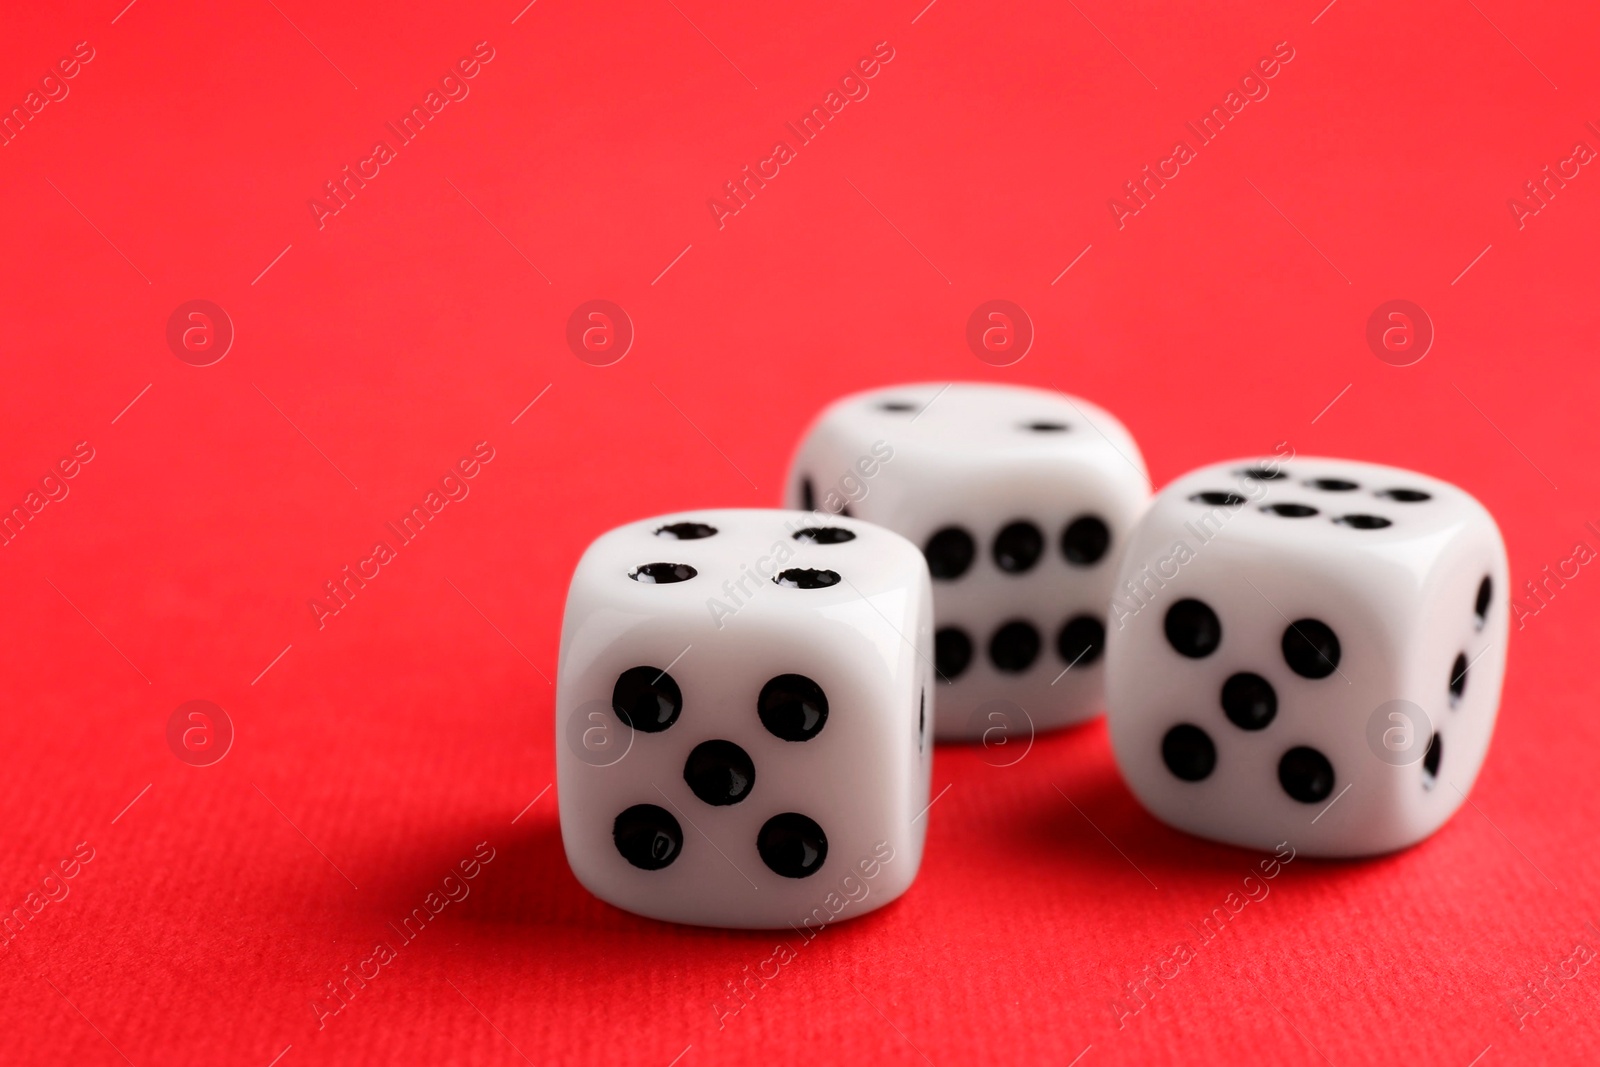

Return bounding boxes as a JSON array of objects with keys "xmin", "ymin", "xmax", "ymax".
[{"xmin": 2, "ymin": 0, "xmax": 1598, "ymax": 1064}]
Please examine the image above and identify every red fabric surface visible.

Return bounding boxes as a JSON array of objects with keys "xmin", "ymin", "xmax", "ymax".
[{"xmin": 2, "ymin": 1, "xmax": 1598, "ymax": 1064}]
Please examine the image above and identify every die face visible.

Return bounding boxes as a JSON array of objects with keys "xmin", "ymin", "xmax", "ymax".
[
  {"xmin": 556, "ymin": 509, "xmax": 933, "ymax": 928},
  {"xmin": 786, "ymin": 383, "xmax": 1150, "ymax": 739},
  {"xmin": 1105, "ymin": 457, "xmax": 1508, "ymax": 857}
]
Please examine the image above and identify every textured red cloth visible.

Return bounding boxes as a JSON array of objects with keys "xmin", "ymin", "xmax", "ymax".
[{"xmin": 2, "ymin": 1, "xmax": 1597, "ymax": 1064}]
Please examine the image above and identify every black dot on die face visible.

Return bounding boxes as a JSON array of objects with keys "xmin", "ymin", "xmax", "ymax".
[
  {"xmin": 924, "ymin": 526, "xmax": 976, "ymax": 580},
  {"xmin": 993, "ymin": 520, "xmax": 1044, "ymax": 573},
  {"xmin": 1240, "ymin": 467, "xmax": 1288, "ymax": 481},
  {"xmin": 1335, "ymin": 514, "xmax": 1392, "ymax": 529},
  {"xmin": 773, "ymin": 568, "xmax": 840, "ymax": 589},
  {"xmin": 1191, "ymin": 491, "xmax": 1247, "ymax": 507},
  {"xmin": 1308, "ymin": 478, "xmax": 1360, "ymax": 491},
  {"xmin": 988, "ymin": 620, "xmax": 1041, "ymax": 673},
  {"xmin": 1061, "ymin": 515, "xmax": 1111, "ymax": 566},
  {"xmin": 757, "ymin": 812, "xmax": 827, "ymax": 878},
  {"xmin": 1024, "ymin": 421, "xmax": 1070, "ymax": 432},
  {"xmin": 612, "ymin": 667, "xmax": 682, "ymax": 732},
  {"xmin": 1278, "ymin": 746, "xmax": 1335, "ymax": 803},
  {"xmin": 1423, "ymin": 732, "xmax": 1442, "ymax": 780},
  {"xmin": 935, "ymin": 627, "xmax": 973, "ymax": 682},
  {"xmin": 1378, "ymin": 488, "xmax": 1432, "ymax": 503},
  {"xmin": 1475, "ymin": 576, "xmax": 1493, "ymax": 625},
  {"xmin": 1262, "ymin": 503, "xmax": 1319, "ymax": 518},
  {"xmin": 1161, "ymin": 724, "xmax": 1216, "ymax": 781},
  {"xmin": 800, "ymin": 478, "xmax": 816, "ymax": 511},
  {"xmin": 1282, "ymin": 620, "xmax": 1341, "ymax": 678},
  {"xmin": 683, "ymin": 740, "xmax": 756, "ymax": 805},
  {"xmin": 879, "ymin": 401, "xmax": 917, "ymax": 413},
  {"xmin": 656, "ymin": 521, "xmax": 717, "ymax": 540},
  {"xmin": 918, "ymin": 690, "xmax": 926, "ymax": 751},
  {"xmin": 1056, "ymin": 615, "xmax": 1105, "ymax": 667},
  {"xmin": 631, "ymin": 562, "xmax": 697, "ymax": 584},
  {"xmin": 793, "ymin": 526, "xmax": 855, "ymax": 544},
  {"xmin": 613, "ymin": 804, "xmax": 682, "ymax": 870},
  {"xmin": 757, "ymin": 674, "xmax": 828, "ymax": 741},
  {"xmin": 1220, "ymin": 672, "xmax": 1277, "ymax": 730},
  {"xmin": 1165, "ymin": 599, "xmax": 1222, "ymax": 658},
  {"xmin": 1450, "ymin": 652, "xmax": 1469, "ymax": 702}
]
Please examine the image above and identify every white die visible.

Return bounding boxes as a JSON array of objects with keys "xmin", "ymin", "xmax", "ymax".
[
  {"xmin": 785, "ymin": 382, "xmax": 1149, "ymax": 740},
  {"xmin": 555, "ymin": 509, "xmax": 933, "ymax": 928},
  {"xmin": 1105, "ymin": 455, "xmax": 1509, "ymax": 857}
]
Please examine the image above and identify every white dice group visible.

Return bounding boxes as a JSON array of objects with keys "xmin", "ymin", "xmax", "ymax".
[{"xmin": 556, "ymin": 382, "xmax": 1509, "ymax": 927}]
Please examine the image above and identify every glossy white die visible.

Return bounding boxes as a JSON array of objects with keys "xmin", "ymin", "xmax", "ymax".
[
  {"xmin": 556, "ymin": 509, "xmax": 933, "ymax": 928},
  {"xmin": 785, "ymin": 382, "xmax": 1149, "ymax": 740},
  {"xmin": 1105, "ymin": 456, "xmax": 1509, "ymax": 857}
]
